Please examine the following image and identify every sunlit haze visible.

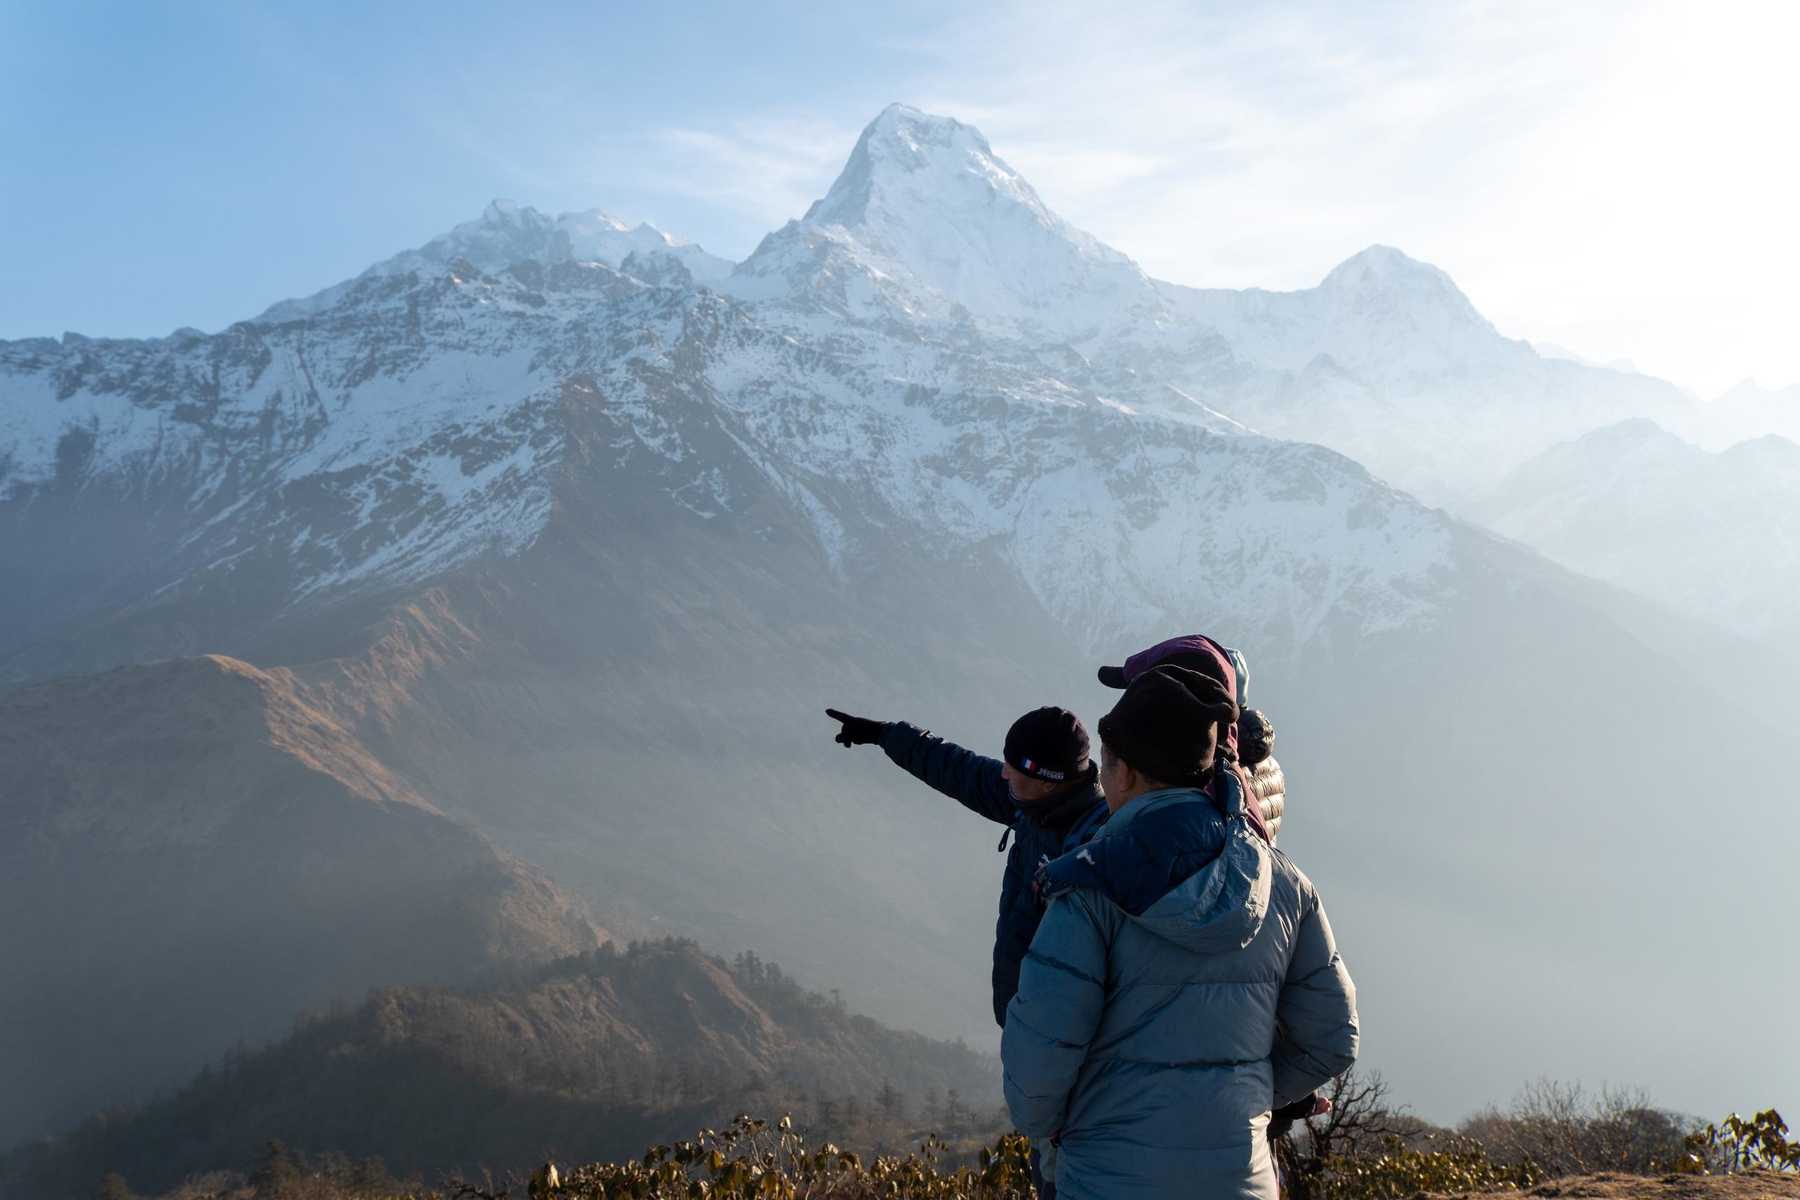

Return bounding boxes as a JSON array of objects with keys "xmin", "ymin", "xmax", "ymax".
[{"xmin": 4, "ymin": 2, "xmax": 1799, "ymax": 1190}]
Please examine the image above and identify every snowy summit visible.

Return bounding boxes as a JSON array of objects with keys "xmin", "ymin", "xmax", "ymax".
[{"xmin": 728, "ymin": 103, "xmax": 1159, "ymax": 337}]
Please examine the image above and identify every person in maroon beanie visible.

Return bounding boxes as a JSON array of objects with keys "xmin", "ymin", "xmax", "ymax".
[
  {"xmin": 1096, "ymin": 633, "xmax": 1286, "ymax": 843},
  {"xmin": 1095, "ymin": 636, "xmax": 1315, "ymax": 1146}
]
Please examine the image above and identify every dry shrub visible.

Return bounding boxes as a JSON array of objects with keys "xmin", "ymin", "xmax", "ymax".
[{"xmin": 1460, "ymin": 1079, "xmax": 1691, "ymax": 1176}]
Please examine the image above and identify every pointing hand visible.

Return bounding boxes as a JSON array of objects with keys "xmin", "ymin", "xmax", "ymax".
[{"xmin": 825, "ymin": 708, "xmax": 885, "ymax": 748}]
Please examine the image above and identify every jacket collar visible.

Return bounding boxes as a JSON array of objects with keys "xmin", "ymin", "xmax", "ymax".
[
  {"xmin": 1038, "ymin": 767, "xmax": 1270, "ymax": 948},
  {"xmin": 1103, "ymin": 783, "xmax": 1211, "ymax": 835},
  {"xmin": 1017, "ymin": 767, "xmax": 1105, "ymax": 837}
]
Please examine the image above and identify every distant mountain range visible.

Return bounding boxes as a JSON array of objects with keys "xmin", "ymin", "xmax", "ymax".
[
  {"xmin": 1472, "ymin": 419, "xmax": 1800, "ymax": 638},
  {"xmin": 2, "ymin": 102, "xmax": 1796, "ymax": 1143},
  {"xmin": 1692, "ymin": 380, "xmax": 1800, "ymax": 450}
]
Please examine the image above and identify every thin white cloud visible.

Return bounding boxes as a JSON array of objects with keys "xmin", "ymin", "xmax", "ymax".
[{"xmin": 643, "ymin": 115, "xmax": 863, "ymax": 235}]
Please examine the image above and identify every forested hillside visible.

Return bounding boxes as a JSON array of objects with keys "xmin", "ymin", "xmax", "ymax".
[{"xmin": 0, "ymin": 939, "xmax": 1000, "ymax": 1200}]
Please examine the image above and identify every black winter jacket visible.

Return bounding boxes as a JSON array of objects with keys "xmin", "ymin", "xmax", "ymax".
[{"xmin": 879, "ymin": 722, "xmax": 1109, "ymax": 1026}]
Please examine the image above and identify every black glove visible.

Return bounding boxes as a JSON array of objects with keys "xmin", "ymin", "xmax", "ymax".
[
  {"xmin": 1268, "ymin": 1091, "xmax": 1326, "ymax": 1140},
  {"xmin": 825, "ymin": 708, "xmax": 886, "ymax": 748}
]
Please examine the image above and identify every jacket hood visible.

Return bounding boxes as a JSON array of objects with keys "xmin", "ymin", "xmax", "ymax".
[{"xmin": 1041, "ymin": 770, "xmax": 1271, "ymax": 953}]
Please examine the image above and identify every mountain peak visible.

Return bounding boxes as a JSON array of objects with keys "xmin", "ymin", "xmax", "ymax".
[
  {"xmin": 1321, "ymin": 245, "xmax": 1456, "ymax": 295},
  {"xmin": 1577, "ymin": 416, "xmax": 1693, "ymax": 453},
  {"xmin": 1309, "ymin": 243, "xmax": 1497, "ymax": 350},
  {"xmin": 866, "ymin": 101, "xmax": 991, "ymax": 152},
  {"xmin": 734, "ymin": 104, "xmax": 1154, "ymax": 335},
  {"xmin": 806, "ymin": 104, "xmax": 1022, "ymax": 230}
]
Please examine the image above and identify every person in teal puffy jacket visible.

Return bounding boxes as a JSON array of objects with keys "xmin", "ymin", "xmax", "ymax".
[{"xmin": 1001, "ymin": 665, "xmax": 1359, "ymax": 1200}]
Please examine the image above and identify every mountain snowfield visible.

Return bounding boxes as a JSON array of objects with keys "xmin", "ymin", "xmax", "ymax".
[{"xmin": 3, "ymin": 102, "xmax": 1798, "ymax": 1133}]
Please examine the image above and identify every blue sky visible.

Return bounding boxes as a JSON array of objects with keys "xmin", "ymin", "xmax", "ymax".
[{"xmin": 2, "ymin": 0, "xmax": 1794, "ymax": 395}]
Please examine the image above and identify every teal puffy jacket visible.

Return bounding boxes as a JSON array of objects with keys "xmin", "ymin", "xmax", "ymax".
[{"xmin": 1001, "ymin": 769, "xmax": 1358, "ymax": 1200}]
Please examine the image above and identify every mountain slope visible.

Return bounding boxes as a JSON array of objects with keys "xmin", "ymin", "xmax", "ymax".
[
  {"xmin": 0, "ymin": 939, "xmax": 998, "ymax": 1200},
  {"xmin": 0, "ymin": 652, "xmax": 602, "ymax": 1145},
  {"xmin": 1470, "ymin": 419, "xmax": 1800, "ymax": 637}
]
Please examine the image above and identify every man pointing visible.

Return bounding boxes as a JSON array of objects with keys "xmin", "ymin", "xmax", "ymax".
[{"xmin": 824, "ymin": 705, "xmax": 1109, "ymax": 1028}]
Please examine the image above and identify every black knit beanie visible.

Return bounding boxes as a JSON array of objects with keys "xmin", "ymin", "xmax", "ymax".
[
  {"xmin": 1097, "ymin": 664, "xmax": 1240, "ymax": 786},
  {"xmin": 1003, "ymin": 706, "xmax": 1091, "ymax": 783}
]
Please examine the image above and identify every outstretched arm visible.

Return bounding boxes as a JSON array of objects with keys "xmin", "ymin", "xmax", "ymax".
[
  {"xmin": 872, "ymin": 719, "xmax": 1014, "ymax": 826},
  {"xmin": 1002, "ymin": 891, "xmax": 1110, "ymax": 1138}
]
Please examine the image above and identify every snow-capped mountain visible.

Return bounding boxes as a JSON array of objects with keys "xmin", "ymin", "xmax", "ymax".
[
  {"xmin": 1169, "ymin": 245, "xmax": 1505, "ymax": 377},
  {"xmin": 4, "ymin": 104, "xmax": 1796, "ymax": 1123},
  {"xmin": 0, "ymin": 162, "xmax": 1450, "ymax": 674},
  {"xmin": 1473, "ymin": 419, "xmax": 1800, "ymax": 637},
  {"xmin": 1150, "ymin": 247, "xmax": 1695, "ymax": 502},
  {"xmin": 259, "ymin": 199, "xmax": 733, "ymax": 322},
  {"xmin": 724, "ymin": 103, "xmax": 1694, "ymax": 504},
  {"xmin": 727, "ymin": 105, "xmax": 1163, "ymax": 341}
]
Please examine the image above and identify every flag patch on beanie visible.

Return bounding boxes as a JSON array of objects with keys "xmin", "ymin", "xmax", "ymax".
[{"xmin": 1004, "ymin": 707, "xmax": 1087, "ymax": 784}]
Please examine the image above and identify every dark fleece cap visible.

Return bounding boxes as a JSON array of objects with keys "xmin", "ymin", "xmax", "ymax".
[
  {"xmin": 1097, "ymin": 633, "xmax": 1243, "ymax": 758},
  {"xmin": 1003, "ymin": 706, "xmax": 1090, "ymax": 783},
  {"xmin": 1097, "ymin": 664, "xmax": 1241, "ymax": 786}
]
